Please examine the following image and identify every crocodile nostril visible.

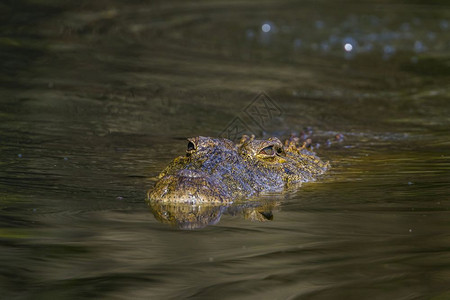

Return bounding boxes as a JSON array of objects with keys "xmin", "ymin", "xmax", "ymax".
[{"xmin": 178, "ymin": 169, "xmax": 203, "ymax": 178}]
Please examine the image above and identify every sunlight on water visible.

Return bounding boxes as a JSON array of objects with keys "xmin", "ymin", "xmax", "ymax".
[
  {"xmin": 262, "ymin": 23, "xmax": 272, "ymax": 33},
  {"xmin": 344, "ymin": 43, "xmax": 353, "ymax": 52}
]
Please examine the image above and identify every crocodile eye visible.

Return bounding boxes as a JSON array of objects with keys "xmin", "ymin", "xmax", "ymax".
[
  {"xmin": 187, "ymin": 141, "xmax": 195, "ymax": 151},
  {"xmin": 259, "ymin": 145, "xmax": 275, "ymax": 156},
  {"xmin": 276, "ymin": 146, "xmax": 285, "ymax": 156}
]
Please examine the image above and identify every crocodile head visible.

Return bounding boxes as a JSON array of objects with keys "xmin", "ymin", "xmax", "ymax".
[{"xmin": 148, "ymin": 135, "xmax": 329, "ymax": 204}]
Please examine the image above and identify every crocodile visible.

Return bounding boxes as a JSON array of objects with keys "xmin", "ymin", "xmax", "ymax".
[{"xmin": 148, "ymin": 134, "xmax": 329, "ymax": 204}]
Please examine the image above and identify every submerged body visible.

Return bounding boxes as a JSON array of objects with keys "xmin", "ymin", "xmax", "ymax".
[{"xmin": 148, "ymin": 135, "xmax": 329, "ymax": 204}]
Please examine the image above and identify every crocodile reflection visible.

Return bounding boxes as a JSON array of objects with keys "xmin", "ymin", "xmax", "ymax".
[{"xmin": 148, "ymin": 199, "xmax": 278, "ymax": 230}]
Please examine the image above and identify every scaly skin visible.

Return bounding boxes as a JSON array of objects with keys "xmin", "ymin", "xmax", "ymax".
[{"xmin": 148, "ymin": 135, "xmax": 329, "ymax": 204}]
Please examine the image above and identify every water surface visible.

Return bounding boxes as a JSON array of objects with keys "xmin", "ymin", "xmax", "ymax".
[{"xmin": 1, "ymin": 0, "xmax": 450, "ymax": 299}]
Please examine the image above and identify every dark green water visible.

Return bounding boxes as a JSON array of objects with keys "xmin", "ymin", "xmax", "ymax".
[{"xmin": 1, "ymin": 0, "xmax": 449, "ymax": 299}]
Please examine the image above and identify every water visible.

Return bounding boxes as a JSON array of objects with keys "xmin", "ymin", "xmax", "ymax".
[{"xmin": 1, "ymin": 0, "xmax": 450, "ymax": 299}]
